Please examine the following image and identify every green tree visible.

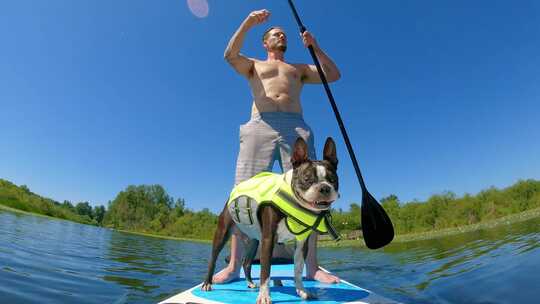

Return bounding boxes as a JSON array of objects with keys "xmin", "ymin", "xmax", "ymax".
[
  {"xmin": 93, "ymin": 205, "xmax": 106, "ymax": 225},
  {"xmin": 62, "ymin": 200, "xmax": 76, "ymax": 213},
  {"xmin": 381, "ymin": 194, "xmax": 400, "ymax": 224},
  {"xmin": 76, "ymin": 202, "xmax": 93, "ymax": 219},
  {"xmin": 102, "ymin": 184, "xmax": 173, "ymax": 231},
  {"xmin": 20, "ymin": 185, "xmax": 31, "ymax": 194},
  {"xmin": 174, "ymin": 198, "xmax": 186, "ymax": 217}
]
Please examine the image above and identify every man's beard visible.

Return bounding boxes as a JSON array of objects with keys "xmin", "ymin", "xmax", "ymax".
[
  {"xmin": 273, "ymin": 44, "xmax": 287, "ymax": 52},
  {"xmin": 266, "ymin": 40, "xmax": 287, "ymax": 53}
]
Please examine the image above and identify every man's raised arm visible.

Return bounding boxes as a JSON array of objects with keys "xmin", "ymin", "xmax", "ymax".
[
  {"xmin": 224, "ymin": 9, "xmax": 270, "ymax": 78},
  {"xmin": 299, "ymin": 31, "xmax": 341, "ymax": 84}
]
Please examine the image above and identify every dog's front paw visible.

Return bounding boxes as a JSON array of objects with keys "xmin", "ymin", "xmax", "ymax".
[
  {"xmin": 296, "ymin": 288, "xmax": 315, "ymax": 300},
  {"xmin": 247, "ymin": 281, "xmax": 257, "ymax": 289},
  {"xmin": 256, "ymin": 294, "xmax": 272, "ymax": 304},
  {"xmin": 201, "ymin": 282, "xmax": 212, "ymax": 291}
]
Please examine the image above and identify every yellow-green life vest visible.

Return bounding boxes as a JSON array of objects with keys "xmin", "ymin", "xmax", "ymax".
[{"xmin": 227, "ymin": 171, "xmax": 340, "ymax": 241}]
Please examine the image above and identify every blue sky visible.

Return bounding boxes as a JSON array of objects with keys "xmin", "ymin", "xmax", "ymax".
[{"xmin": 2, "ymin": 0, "xmax": 539, "ymax": 213}]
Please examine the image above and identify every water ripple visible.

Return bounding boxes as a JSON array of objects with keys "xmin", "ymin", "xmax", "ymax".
[{"xmin": 1, "ymin": 210, "xmax": 539, "ymax": 304}]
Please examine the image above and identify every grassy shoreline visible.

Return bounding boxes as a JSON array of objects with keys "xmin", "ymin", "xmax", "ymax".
[
  {"xmin": 1, "ymin": 203, "xmax": 210, "ymax": 243},
  {"xmin": 114, "ymin": 229, "xmax": 212, "ymax": 244},
  {"xmin": 320, "ymin": 207, "xmax": 540, "ymax": 248},
  {"xmin": 100, "ymin": 206, "xmax": 540, "ymax": 246},
  {"xmin": 3, "ymin": 203, "xmax": 539, "ymax": 247},
  {"xmin": 0, "ymin": 204, "xmax": 68, "ymax": 221}
]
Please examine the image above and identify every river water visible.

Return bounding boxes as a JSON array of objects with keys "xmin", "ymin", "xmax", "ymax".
[{"xmin": 0, "ymin": 209, "xmax": 538, "ymax": 303}]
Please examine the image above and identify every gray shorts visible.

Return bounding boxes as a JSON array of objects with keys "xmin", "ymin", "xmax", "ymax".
[{"xmin": 235, "ymin": 112, "xmax": 316, "ymax": 185}]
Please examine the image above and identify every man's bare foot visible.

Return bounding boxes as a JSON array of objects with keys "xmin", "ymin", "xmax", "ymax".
[
  {"xmin": 307, "ymin": 269, "xmax": 340, "ymax": 284},
  {"xmin": 212, "ymin": 266, "xmax": 240, "ymax": 284}
]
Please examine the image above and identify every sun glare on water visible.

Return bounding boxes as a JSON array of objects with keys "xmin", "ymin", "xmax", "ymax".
[{"xmin": 187, "ymin": 0, "xmax": 209, "ymax": 18}]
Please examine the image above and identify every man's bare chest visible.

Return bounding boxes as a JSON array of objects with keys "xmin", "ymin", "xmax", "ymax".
[{"xmin": 254, "ymin": 62, "xmax": 301, "ymax": 82}]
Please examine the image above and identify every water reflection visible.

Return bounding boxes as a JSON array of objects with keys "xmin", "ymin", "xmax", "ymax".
[
  {"xmin": 101, "ymin": 231, "xmax": 222, "ymax": 303},
  {"xmin": 103, "ymin": 233, "xmax": 168, "ymax": 294},
  {"xmin": 1, "ymin": 208, "xmax": 539, "ymax": 304},
  {"xmin": 320, "ymin": 217, "xmax": 540, "ymax": 303}
]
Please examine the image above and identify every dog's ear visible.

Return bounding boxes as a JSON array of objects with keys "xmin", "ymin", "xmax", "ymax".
[
  {"xmin": 323, "ymin": 137, "xmax": 338, "ymax": 169},
  {"xmin": 292, "ymin": 137, "xmax": 309, "ymax": 168}
]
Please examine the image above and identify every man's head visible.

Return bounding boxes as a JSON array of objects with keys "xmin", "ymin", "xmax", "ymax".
[{"xmin": 262, "ymin": 26, "xmax": 287, "ymax": 53}]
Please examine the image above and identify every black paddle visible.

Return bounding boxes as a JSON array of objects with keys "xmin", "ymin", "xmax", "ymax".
[{"xmin": 286, "ymin": 0, "xmax": 394, "ymax": 249}]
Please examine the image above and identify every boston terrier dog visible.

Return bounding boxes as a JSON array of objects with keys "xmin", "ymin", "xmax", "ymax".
[{"xmin": 202, "ymin": 137, "xmax": 340, "ymax": 304}]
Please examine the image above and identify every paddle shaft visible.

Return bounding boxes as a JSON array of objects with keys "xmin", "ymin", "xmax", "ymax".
[
  {"xmin": 286, "ymin": 0, "xmax": 367, "ymax": 193},
  {"xmin": 287, "ymin": 0, "xmax": 395, "ymax": 249}
]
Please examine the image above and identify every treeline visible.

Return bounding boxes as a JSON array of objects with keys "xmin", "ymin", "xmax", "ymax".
[
  {"xmin": 0, "ymin": 178, "xmax": 217, "ymax": 239},
  {"xmin": 332, "ymin": 179, "xmax": 540, "ymax": 235},
  {"xmin": 102, "ymin": 185, "xmax": 217, "ymax": 240},
  {"xmin": 0, "ymin": 179, "xmax": 99, "ymax": 225},
  {"xmin": 2, "ymin": 178, "xmax": 540, "ymax": 240},
  {"xmin": 60, "ymin": 201, "xmax": 106, "ymax": 225}
]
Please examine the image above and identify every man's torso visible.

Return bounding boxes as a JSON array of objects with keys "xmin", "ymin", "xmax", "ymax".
[{"xmin": 248, "ymin": 60, "xmax": 305, "ymax": 118}]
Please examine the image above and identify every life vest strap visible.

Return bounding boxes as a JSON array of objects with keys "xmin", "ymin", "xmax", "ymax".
[{"xmin": 233, "ymin": 198, "xmax": 241, "ymax": 223}]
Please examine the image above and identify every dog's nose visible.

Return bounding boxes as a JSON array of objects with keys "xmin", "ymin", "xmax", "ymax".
[{"xmin": 319, "ymin": 185, "xmax": 331, "ymax": 195}]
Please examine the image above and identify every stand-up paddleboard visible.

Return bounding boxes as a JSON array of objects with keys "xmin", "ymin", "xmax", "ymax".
[{"xmin": 159, "ymin": 264, "xmax": 400, "ymax": 304}]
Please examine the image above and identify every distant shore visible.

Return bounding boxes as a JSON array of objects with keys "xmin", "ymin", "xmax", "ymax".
[
  {"xmin": 3, "ymin": 203, "xmax": 539, "ymax": 247},
  {"xmin": 0, "ymin": 204, "xmax": 66, "ymax": 220},
  {"xmin": 114, "ymin": 229, "xmax": 212, "ymax": 244},
  {"xmin": 320, "ymin": 207, "xmax": 540, "ymax": 248},
  {"xmin": 108, "ymin": 207, "xmax": 540, "ymax": 247}
]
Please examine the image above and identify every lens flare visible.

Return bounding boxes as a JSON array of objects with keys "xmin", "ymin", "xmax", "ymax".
[{"xmin": 187, "ymin": 0, "xmax": 209, "ymax": 18}]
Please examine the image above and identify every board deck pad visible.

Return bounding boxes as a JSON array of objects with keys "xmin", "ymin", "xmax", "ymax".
[{"xmin": 159, "ymin": 264, "xmax": 400, "ymax": 304}]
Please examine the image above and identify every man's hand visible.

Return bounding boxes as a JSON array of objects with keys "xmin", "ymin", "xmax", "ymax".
[
  {"xmin": 246, "ymin": 9, "xmax": 270, "ymax": 28},
  {"xmin": 299, "ymin": 31, "xmax": 341, "ymax": 83},
  {"xmin": 301, "ymin": 31, "xmax": 318, "ymax": 48}
]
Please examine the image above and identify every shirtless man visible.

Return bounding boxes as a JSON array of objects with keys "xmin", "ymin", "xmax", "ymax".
[{"xmin": 214, "ymin": 9, "xmax": 341, "ymax": 284}]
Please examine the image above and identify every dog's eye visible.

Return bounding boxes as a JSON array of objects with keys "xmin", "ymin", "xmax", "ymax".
[
  {"xmin": 327, "ymin": 175, "xmax": 336, "ymax": 184},
  {"xmin": 302, "ymin": 173, "xmax": 316, "ymax": 184}
]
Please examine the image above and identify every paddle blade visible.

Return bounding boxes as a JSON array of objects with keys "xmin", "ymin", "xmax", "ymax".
[{"xmin": 361, "ymin": 190, "xmax": 394, "ymax": 249}]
